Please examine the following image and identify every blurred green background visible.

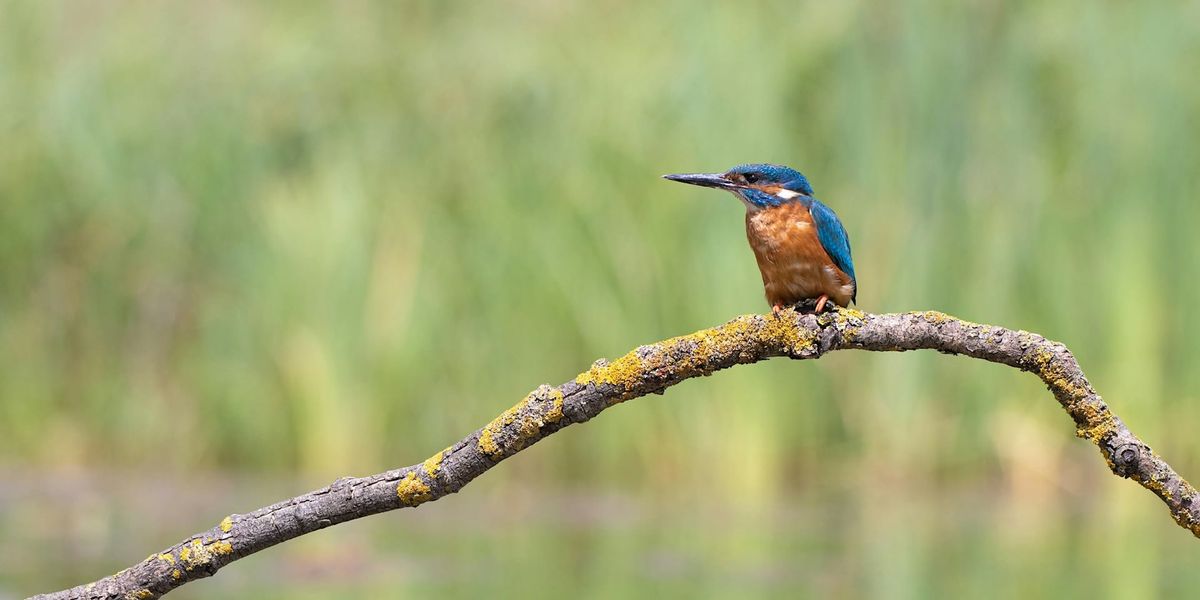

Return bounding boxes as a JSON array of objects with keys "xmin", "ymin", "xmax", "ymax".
[{"xmin": 3, "ymin": 1, "xmax": 1199, "ymax": 598}]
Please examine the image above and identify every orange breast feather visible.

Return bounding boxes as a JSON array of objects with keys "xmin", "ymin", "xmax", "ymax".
[{"xmin": 744, "ymin": 203, "xmax": 855, "ymax": 308}]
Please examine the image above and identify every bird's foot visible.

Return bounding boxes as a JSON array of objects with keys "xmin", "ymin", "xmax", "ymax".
[
  {"xmin": 772, "ymin": 303, "xmax": 784, "ymax": 318},
  {"xmin": 792, "ymin": 295, "xmax": 835, "ymax": 315}
]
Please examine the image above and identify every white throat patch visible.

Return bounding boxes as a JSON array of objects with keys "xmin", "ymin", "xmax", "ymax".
[{"xmin": 775, "ymin": 189, "xmax": 802, "ymax": 200}]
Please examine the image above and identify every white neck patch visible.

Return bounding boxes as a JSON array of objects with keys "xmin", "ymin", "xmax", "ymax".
[{"xmin": 775, "ymin": 189, "xmax": 803, "ymax": 200}]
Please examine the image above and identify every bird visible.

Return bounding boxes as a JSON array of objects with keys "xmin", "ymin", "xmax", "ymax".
[{"xmin": 663, "ymin": 163, "xmax": 856, "ymax": 316}]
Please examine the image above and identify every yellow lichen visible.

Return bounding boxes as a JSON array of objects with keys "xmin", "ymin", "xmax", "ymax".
[
  {"xmin": 919, "ymin": 310, "xmax": 983, "ymax": 329},
  {"xmin": 757, "ymin": 313, "xmax": 818, "ymax": 355},
  {"xmin": 1031, "ymin": 347, "xmax": 1087, "ymax": 401},
  {"xmin": 127, "ymin": 589, "xmax": 153, "ymax": 600},
  {"xmin": 478, "ymin": 400, "xmax": 524, "ymax": 456},
  {"xmin": 666, "ymin": 313, "xmax": 815, "ymax": 374},
  {"xmin": 219, "ymin": 516, "xmax": 233, "ymax": 533},
  {"xmin": 818, "ymin": 306, "xmax": 866, "ymax": 340},
  {"xmin": 827, "ymin": 306, "xmax": 866, "ymax": 323},
  {"xmin": 1144, "ymin": 471, "xmax": 1167, "ymax": 494},
  {"xmin": 422, "ymin": 450, "xmax": 445, "ymax": 479},
  {"xmin": 172, "ymin": 569, "xmax": 182, "ymax": 580},
  {"xmin": 477, "ymin": 387, "xmax": 566, "ymax": 457},
  {"xmin": 546, "ymin": 389, "xmax": 564, "ymax": 423},
  {"xmin": 573, "ymin": 312, "xmax": 819, "ymax": 402},
  {"xmin": 396, "ymin": 470, "xmax": 433, "ymax": 506},
  {"xmin": 158, "ymin": 553, "xmax": 175, "ymax": 565},
  {"xmin": 179, "ymin": 537, "xmax": 234, "ymax": 571},
  {"xmin": 1074, "ymin": 403, "xmax": 1117, "ymax": 442},
  {"xmin": 478, "ymin": 426, "xmax": 499, "ymax": 456},
  {"xmin": 922, "ymin": 310, "xmax": 951, "ymax": 324},
  {"xmin": 575, "ymin": 351, "xmax": 646, "ymax": 389}
]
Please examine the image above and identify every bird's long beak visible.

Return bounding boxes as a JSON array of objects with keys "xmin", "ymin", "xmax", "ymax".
[{"xmin": 662, "ymin": 172, "xmax": 737, "ymax": 189}]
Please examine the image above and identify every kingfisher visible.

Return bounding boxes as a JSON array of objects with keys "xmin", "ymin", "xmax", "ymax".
[{"xmin": 663, "ymin": 163, "xmax": 856, "ymax": 315}]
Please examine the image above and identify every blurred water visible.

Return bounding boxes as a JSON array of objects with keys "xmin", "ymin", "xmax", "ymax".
[{"xmin": 5, "ymin": 465, "xmax": 1196, "ymax": 599}]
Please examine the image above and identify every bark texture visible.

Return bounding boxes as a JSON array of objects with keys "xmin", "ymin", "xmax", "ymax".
[{"xmin": 34, "ymin": 309, "xmax": 1200, "ymax": 600}]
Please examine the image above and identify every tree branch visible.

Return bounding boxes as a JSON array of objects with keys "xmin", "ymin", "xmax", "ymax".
[{"xmin": 35, "ymin": 309, "xmax": 1200, "ymax": 599}]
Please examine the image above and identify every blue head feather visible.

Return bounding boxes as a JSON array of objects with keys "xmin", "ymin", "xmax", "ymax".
[{"xmin": 727, "ymin": 163, "xmax": 814, "ymax": 196}]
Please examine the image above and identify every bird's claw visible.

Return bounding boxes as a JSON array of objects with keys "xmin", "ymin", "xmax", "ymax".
[{"xmin": 791, "ymin": 295, "xmax": 835, "ymax": 315}]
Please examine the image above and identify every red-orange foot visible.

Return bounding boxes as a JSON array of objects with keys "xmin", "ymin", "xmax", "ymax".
[
  {"xmin": 772, "ymin": 303, "xmax": 783, "ymax": 317},
  {"xmin": 814, "ymin": 294, "xmax": 829, "ymax": 313}
]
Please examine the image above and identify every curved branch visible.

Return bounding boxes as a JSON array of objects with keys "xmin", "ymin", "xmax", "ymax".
[{"xmin": 35, "ymin": 309, "xmax": 1200, "ymax": 599}]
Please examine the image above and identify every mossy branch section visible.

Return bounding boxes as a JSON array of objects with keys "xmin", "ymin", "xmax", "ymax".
[{"xmin": 34, "ymin": 309, "xmax": 1200, "ymax": 600}]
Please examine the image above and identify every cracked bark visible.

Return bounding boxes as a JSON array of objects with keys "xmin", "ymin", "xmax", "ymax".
[{"xmin": 34, "ymin": 308, "xmax": 1200, "ymax": 600}]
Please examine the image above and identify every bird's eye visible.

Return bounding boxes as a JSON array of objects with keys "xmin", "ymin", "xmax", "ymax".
[{"xmin": 743, "ymin": 173, "xmax": 758, "ymax": 184}]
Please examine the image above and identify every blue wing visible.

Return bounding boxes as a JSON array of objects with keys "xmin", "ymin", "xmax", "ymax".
[{"xmin": 808, "ymin": 199, "xmax": 857, "ymax": 301}]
